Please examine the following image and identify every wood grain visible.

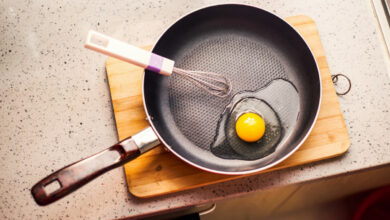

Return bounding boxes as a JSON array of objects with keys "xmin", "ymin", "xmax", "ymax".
[{"xmin": 105, "ymin": 15, "xmax": 350, "ymax": 198}]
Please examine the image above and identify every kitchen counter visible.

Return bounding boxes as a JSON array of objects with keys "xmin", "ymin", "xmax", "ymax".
[{"xmin": 1, "ymin": 0, "xmax": 390, "ymax": 219}]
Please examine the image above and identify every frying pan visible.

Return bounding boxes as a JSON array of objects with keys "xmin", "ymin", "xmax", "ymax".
[{"xmin": 31, "ymin": 4, "xmax": 321, "ymax": 206}]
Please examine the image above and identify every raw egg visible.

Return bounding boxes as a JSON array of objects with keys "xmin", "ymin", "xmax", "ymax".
[{"xmin": 210, "ymin": 79, "xmax": 300, "ymax": 160}]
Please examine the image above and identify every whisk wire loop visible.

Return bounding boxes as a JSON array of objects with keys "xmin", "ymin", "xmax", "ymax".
[{"xmin": 173, "ymin": 67, "xmax": 232, "ymax": 98}]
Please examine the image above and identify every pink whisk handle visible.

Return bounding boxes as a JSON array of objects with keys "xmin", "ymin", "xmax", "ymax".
[{"xmin": 85, "ymin": 30, "xmax": 174, "ymax": 76}]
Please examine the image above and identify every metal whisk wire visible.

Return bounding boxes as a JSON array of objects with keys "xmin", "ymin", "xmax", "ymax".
[{"xmin": 173, "ymin": 67, "xmax": 232, "ymax": 98}]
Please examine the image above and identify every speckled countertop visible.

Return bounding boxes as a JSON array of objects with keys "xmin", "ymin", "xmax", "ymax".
[{"xmin": 1, "ymin": 0, "xmax": 390, "ymax": 219}]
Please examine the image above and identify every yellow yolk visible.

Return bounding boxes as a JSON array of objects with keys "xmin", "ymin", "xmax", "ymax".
[{"xmin": 235, "ymin": 112, "xmax": 265, "ymax": 142}]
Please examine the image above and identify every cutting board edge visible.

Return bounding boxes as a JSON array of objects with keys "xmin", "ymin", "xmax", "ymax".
[
  {"xmin": 128, "ymin": 142, "xmax": 351, "ymax": 198},
  {"xmin": 126, "ymin": 131, "xmax": 351, "ymax": 198}
]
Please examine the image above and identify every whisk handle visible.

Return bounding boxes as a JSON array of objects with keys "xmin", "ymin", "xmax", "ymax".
[{"xmin": 85, "ymin": 30, "xmax": 174, "ymax": 76}]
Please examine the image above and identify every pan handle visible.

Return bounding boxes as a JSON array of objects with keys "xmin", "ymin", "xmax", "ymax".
[{"xmin": 31, "ymin": 127, "xmax": 159, "ymax": 206}]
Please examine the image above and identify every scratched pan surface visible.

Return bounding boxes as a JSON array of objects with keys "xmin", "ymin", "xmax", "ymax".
[{"xmin": 144, "ymin": 4, "xmax": 321, "ymax": 174}]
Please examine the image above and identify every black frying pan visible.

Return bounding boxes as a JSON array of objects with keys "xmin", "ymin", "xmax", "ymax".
[{"xmin": 32, "ymin": 4, "xmax": 321, "ymax": 205}]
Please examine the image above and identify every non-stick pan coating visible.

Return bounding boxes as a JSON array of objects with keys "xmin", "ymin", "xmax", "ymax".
[{"xmin": 143, "ymin": 4, "xmax": 321, "ymax": 174}]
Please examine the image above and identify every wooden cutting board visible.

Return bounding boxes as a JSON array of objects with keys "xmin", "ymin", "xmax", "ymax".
[{"xmin": 105, "ymin": 15, "xmax": 350, "ymax": 198}]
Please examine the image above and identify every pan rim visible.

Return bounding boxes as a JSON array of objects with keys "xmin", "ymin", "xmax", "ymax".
[{"xmin": 142, "ymin": 3, "xmax": 322, "ymax": 175}]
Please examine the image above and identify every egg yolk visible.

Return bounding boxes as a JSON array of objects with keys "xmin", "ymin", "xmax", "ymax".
[{"xmin": 235, "ymin": 112, "xmax": 265, "ymax": 142}]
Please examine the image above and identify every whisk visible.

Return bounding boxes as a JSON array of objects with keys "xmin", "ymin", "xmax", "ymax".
[{"xmin": 85, "ymin": 30, "xmax": 232, "ymax": 98}]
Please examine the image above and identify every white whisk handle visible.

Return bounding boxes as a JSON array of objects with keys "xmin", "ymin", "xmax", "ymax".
[{"xmin": 85, "ymin": 30, "xmax": 174, "ymax": 76}]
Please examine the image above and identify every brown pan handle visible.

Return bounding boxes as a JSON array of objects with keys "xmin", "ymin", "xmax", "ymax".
[{"xmin": 31, "ymin": 127, "xmax": 159, "ymax": 206}]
